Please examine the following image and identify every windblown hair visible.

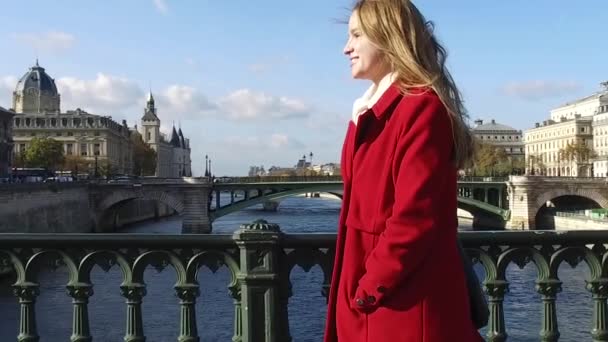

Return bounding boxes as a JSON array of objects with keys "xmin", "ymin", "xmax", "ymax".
[{"xmin": 353, "ymin": 0, "xmax": 473, "ymax": 168}]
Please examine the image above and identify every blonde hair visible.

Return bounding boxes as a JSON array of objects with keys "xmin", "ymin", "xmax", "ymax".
[{"xmin": 353, "ymin": 0, "xmax": 473, "ymax": 168}]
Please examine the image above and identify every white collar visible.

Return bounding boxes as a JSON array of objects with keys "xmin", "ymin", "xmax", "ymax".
[{"xmin": 351, "ymin": 72, "xmax": 398, "ymax": 125}]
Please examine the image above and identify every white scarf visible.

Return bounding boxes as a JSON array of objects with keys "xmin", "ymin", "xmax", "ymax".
[{"xmin": 351, "ymin": 72, "xmax": 398, "ymax": 125}]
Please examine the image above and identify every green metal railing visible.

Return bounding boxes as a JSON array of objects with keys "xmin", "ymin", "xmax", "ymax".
[{"xmin": 1, "ymin": 225, "xmax": 608, "ymax": 341}]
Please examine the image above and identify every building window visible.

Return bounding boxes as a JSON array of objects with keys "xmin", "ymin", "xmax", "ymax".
[
  {"xmin": 94, "ymin": 131, "xmax": 100, "ymax": 136},
  {"xmin": 94, "ymin": 143, "xmax": 100, "ymax": 156},
  {"xmin": 68, "ymin": 132, "xmax": 73, "ymax": 136},
  {"xmin": 147, "ymin": 132, "xmax": 151, "ymax": 141},
  {"xmin": 80, "ymin": 144, "xmax": 88, "ymax": 156},
  {"xmin": 56, "ymin": 132, "xmax": 61, "ymax": 136},
  {"xmin": 66, "ymin": 144, "xmax": 73, "ymax": 155},
  {"xmin": 20, "ymin": 144, "xmax": 25, "ymax": 152}
]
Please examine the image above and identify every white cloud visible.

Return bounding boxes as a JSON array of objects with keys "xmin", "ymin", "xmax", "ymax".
[
  {"xmin": 500, "ymin": 80, "xmax": 582, "ymax": 101},
  {"xmin": 0, "ymin": 76, "xmax": 18, "ymax": 108},
  {"xmin": 56, "ymin": 73, "xmax": 143, "ymax": 114},
  {"xmin": 217, "ymin": 89, "xmax": 310, "ymax": 121},
  {"xmin": 153, "ymin": 0, "xmax": 168, "ymax": 14},
  {"xmin": 222, "ymin": 133, "xmax": 303, "ymax": 150},
  {"xmin": 155, "ymin": 84, "xmax": 216, "ymax": 120},
  {"xmin": 11, "ymin": 31, "xmax": 76, "ymax": 53},
  {"xmin": 2, "ymin": 69, "xmax": 313, "ymax": 128}
]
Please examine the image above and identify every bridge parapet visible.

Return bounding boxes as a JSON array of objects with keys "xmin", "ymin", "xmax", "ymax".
[
  {"xmin": 0, "ymin": 227, "xmax": 606, "ymax": 341},
  {"xmin": 507, "ymin": 175, "xmax": 608, "ymax": 229}
]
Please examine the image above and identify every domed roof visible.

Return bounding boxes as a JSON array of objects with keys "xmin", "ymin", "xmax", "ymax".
[
  {"xmin": 473, "ymin": 119, "xmax": 519, "ymax": 132},
  {"xmin": 14, "ymin": 60, "xmax": 58, "ymax": 96}
]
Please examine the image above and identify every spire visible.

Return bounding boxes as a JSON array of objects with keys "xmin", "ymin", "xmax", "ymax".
[
  {"xmin": 147, "ymin": 91, "xmax": 154, "ymax": 103},
  {"xmin": 35, "ymin": 58, "xmax": 39, "ymax": 67},
  {"xmin": 170, "ymin": 124, "xmax": 181, "ymax": 147},
  {"xmin": 142, "ymin": 89, "xmax": 158, "ymax": 121}
]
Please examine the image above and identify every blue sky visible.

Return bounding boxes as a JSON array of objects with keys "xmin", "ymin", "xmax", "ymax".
[{"xmin": 1, "ymin": 0, "xmax": 606, "ymax": 176}]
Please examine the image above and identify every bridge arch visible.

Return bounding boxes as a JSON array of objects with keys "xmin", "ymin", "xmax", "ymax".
[
  {"xmin": 96, "ymin": 190, "xmax": 185, "ymax": 231},
  {"xmin": 534, "ymin": 188, "xmax": 608, "ymax": 211},
  {"xmin": 534, "ymin": 189, "xmax": 607, "ymax": 230}
]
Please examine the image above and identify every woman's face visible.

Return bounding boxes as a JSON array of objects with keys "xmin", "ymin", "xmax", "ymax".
[{"xmin": 343, "ymin": 12, "xmax": 387, "ymax": 83}]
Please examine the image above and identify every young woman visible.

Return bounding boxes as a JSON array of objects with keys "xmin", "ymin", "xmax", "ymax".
[{"xmin": 323, "ymin": 0, "xmax": 483, "ymax": 341}]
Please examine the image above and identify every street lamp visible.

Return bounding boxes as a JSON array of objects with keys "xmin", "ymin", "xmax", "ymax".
[
  {"xmin": 205, "ymin": 154, "xmax": 209, "ymax": 177},
  {"xmin": 94, "ymin": 155, "xmax": 98, "ymax": 179}
]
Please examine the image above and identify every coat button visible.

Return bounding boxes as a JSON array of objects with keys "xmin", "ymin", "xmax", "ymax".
[
  {"xmin": 355, "ymin": 298, "xmax": 365, "ymax": 307},
  {"xmin": 377, "ymin": 286, "xmax": 387, "ymax": 293}
]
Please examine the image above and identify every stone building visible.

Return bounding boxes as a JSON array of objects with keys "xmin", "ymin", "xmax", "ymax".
[
  {"xmin": 138, "ymin": 92, "xmax": 192, "ymax": 177},
  {"xmin": 524, "ymin": 116, "xmax": 593, "ymax": 177},
  {"xmin": 550, "ymin": 87, "xmax": 608, "ymax": 122},
  {"xmin": 9, "ymin": 61, "xmax": 133, "ymax": 175},
  {"xmin": 472, "ymin": 119, "xmax": 524, "ymax": 159},
  {"xmin": 591, "ymin": 104, "xmax": 608, "ymax": 177},
  {"xmin": 523, "ymin": 83, "xmax": 608, "ymax": 177},
  {"xmin": 0, "ymin": 106, "xmax": 14, "ymax": 177}
]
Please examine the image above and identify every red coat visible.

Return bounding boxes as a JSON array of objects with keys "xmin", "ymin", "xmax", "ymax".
[{"xmin": 323, "ymin": 85, "xmax": 482, "ymax": 342}]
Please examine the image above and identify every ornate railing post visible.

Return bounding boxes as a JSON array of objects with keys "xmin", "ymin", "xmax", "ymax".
[
  {"xmin": 175, "ymin": 284, "xmax": 200, "ymax": 342},
  {"xmin": 120, "ymin": 283, "xmax": 147, "ymax": 342},
  {"xmin": 229, "ymin": 285, "xmax": 242, "ymax": 342},
  {"xmin": 536, "ymin": 279, "xmax": 561, "ymax": 342},
  {"xmin": 232, "ymin": 219, "xmax": 282, "ymax": 342},
  {"xmin": 484, "ymin": 280, "xmax": 508, "ymax": 342},
  {"xmin": 13, "ymin": 282, "xmax": 40, "ymax": 342},
  {"xmin": 587, "ymin": 279, "xmax": 608, "ymax": 341},
  {"xmin": 66, "ymin": 283, "xmax": 94, "ymax": 342}
]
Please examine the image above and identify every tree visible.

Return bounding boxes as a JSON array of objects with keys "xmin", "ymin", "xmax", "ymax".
[
  {"xmin": 98, "ymin": 160, "xmax": 119, "ymax": 179},
  {"xmin": 558, "ymin": 141, "xmax": 596, "ymax": 176},
  {"xmin": 63, "ymin": 155, "xmax": 90, "ymax": 176},
  {"xmin": 527, "ymin": 154, "xmax": 546, "ymax": 175},
  {"xmin": 131, "ymin": 133, "xmax": 157, "ymax": 176},
  {"xmin": 471, "ymin": 141, "xmax": 506, "ymax": 176},
  {"xmin": 24, "ymin": 137, "xmax": 65, "ymax": 170},
  {"xmin": 12, "ymin": 151, "xmax": 27, "ymax": 168}
]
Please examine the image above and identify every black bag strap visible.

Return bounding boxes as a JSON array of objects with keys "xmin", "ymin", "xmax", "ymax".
[{"xmin": 457, "ymin": 238, "xmax": 490, "ymax": 329}]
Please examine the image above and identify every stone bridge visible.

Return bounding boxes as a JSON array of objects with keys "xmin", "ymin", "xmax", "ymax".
[
  {"xmin": 507, "ymin": 176, "xmax": 608, "ymax": 229},
  {"xmin": 89, "ymin": 178, "xmax": 212, "ymax": 233},
  {"xmin": 5, "ymin": 175, "xmax": 607, "ymax": 233},
  {"xmin": 88, "ymin": 176, "xmax": 511, "ymax": 232}
]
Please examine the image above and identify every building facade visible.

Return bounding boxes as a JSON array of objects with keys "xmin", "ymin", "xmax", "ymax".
[
  {"xmin": 524, "ymin": 116, "xmax": 593, "ymax": 177},
  {"xmin": 524, "ymin": 83, "xmax": 608, "ymax": 178},
  {"xmin": 592, "ymin": 106, "xmax": 608, "ymax": 177},
  {"xmin": 472, "ymin": 119, "xmax": 524, "ymax": 159},
  {"xmin": 0, "ymin": 106, "xmax": 14, "ymax": 177},
  {"xmin": 138, "ymin": 92, "xmax": 192, "ymax": 177},
  {"xmin": 550, "ymin": 88, "xmax": 608, "ymax": 122},
  {"xmin": 9, "ymin": 62, "xmax": 133, "ymax": 175}
]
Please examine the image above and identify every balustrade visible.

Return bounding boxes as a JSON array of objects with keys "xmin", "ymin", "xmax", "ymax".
[{"xmin": 0, "ymin": 226, "xmax": 607, "ymax": 341}]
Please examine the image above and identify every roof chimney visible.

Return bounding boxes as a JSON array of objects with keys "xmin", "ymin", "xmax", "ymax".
[
  {"xmin": 474, "ymin": 119, "xmax": 483, "ymax": 126},
  {"xmin": 491, "ymin": 119, "xmax": 495, "ymax": 124}
]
